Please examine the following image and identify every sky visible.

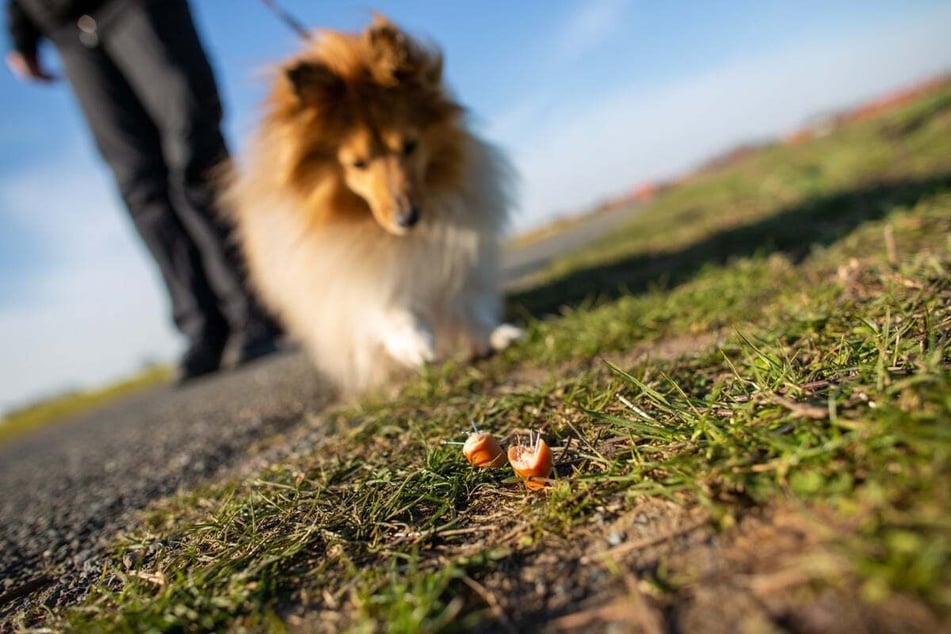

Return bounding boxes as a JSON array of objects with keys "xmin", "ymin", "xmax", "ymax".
[{"xmin": 1, "ymin": 0, "xmax": 950, "ymax": 412}]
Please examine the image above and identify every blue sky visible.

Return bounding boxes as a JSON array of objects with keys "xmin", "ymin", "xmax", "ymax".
[{"xmin": 1, "ymin": 0, "xmax": 950, "ymax": 412}]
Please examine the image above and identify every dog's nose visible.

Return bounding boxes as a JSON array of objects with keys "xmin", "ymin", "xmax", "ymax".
[{"xmin": 395, "ymin": 206, "xmax": 420, "ymax": 228}]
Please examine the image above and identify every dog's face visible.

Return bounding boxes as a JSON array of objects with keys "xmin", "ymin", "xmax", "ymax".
[
  {"xmin": 335, "ymin": 121, "xmax": 425, "ymax": 235},
  {"xmin": 277, "ymin": 17, "xmax": 463, "ymax": 236}
]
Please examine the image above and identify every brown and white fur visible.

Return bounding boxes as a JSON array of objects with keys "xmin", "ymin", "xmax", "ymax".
[{"xmin": 227, "ymin": 16, "xmax": 522, "ymax": 395}]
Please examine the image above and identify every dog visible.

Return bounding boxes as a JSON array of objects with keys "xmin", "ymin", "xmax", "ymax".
[{"xmin": 226, "ymin": 16, "xmax": 522, "ymax": 395}]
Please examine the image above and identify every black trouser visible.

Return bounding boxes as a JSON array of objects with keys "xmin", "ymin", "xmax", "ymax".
[{"xmin": 49, "ymin": 0, "xmax": 268, "ymax": 349}]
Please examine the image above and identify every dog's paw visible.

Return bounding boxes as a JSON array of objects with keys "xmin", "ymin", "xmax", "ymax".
[
  {"xmin": 489, "ymin": 323, "xmax": 524, "ymax": 352},
  {"xmin": 382, "ymin": 318, "xmax": 437, "ymax": 368}
]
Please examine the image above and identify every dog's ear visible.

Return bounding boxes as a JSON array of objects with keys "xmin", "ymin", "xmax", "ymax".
[
  {"xmin": 285, "ymin": 60, "xmax": 343, "ymax": 106},
  {"xmin": 365, "ymin": 15, "xmax": 442, "ymax": 87}
]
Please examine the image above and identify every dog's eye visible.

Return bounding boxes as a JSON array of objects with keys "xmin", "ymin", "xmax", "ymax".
[
  {"xmin": 402, "ymin": 140, "xmax": 418, "ymax": 156},
  {"xmin": 351, "ymin": 158, "xmax": 368, "ymax": 170}
]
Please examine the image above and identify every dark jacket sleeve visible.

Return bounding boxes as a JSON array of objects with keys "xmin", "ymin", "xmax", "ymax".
[{"xmin": 7, "ymin": 0, "xmax": 43, "ymax": 56}]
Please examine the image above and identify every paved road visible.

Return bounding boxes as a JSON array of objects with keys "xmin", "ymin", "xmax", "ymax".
[
  {"xmin": 0, "ymin": 204, "xmax": 640, "ymax": 615},
  {"xmin": 0, "ymin": 352, "xmax": 330, "ymax": 611},
  {"xmin": 502, "ymin": 204, "xmax": 640, "ymax": 287}
]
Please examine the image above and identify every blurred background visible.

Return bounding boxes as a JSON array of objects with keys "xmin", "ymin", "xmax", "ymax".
[{"xmin": 1, "ymin": 0, "xmax": 949, "ymax": 414}]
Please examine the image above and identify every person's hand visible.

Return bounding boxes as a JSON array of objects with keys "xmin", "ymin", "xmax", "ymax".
[{"xmin": 6, "ymin": 50, "xmax": 56, "ymax": 82}]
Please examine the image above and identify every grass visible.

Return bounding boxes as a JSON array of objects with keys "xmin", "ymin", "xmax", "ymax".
[
  {"xmin": 0, "ymin": 365, "xmax": 171, "ymax": 445},
  {"xmin": 10, "ymin": 85, "xmax": 951, "ymax": 632}
]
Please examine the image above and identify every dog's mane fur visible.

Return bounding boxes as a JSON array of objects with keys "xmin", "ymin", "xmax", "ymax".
[{"xmin": 251, "ymin": 16, "xmax": 469, "ymax": 230}]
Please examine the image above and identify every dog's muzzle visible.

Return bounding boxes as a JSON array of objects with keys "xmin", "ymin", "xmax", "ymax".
[{"xmin": 395, "ymin": 206, "xmax": 420, "ymax": 229}]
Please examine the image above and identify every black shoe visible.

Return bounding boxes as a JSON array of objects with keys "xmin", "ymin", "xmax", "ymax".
[
  {"xmin": 233, "ymin": 332, "xmax": 281, "ymax": 366},
  {"xmin": 177, "ymin": 338, "xmax": 227, "ymax": 384}
]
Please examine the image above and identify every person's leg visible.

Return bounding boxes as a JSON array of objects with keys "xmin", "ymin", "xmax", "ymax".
[
  {"xmin": 50, "ymin": 26, "xmax": 231, "ymax": 376},
  {"xmin": 100, "ymin": 0, "xmax": 280, "ymax": 358}
]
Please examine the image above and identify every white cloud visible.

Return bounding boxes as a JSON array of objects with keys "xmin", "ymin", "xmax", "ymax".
[
  {"xmin": 556, "ymin": 0, "xmax": 632, "ymax": 60},
  {"xmin": 0, "ymin": 143, "xmax": 180, "ymax": 412},
  {"xmin": 494, "ymin": 10, "xmax": 951, "ymax": 230}
]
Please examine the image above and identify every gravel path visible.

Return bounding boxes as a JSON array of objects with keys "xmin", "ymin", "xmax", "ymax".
[{"xmin": 0, "ymin": 207, "xmax": 639, "ymax": 618}]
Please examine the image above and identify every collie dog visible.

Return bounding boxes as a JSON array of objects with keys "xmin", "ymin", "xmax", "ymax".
[{"xmin": 228, "ymin": 16, "xmax": 522, "ymax": 394}]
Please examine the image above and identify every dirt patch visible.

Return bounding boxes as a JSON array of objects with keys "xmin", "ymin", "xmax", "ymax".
[
  {"xmin": 599, "ymin": 331, "xmax": 726, "ymax": 369},
  {"xmin": 283, "ymin": 493, "xmax": 944, "ymax": 633},
  {"xmin": 515, "ymin": 503, "xmax": 944, "ymax": 633}
]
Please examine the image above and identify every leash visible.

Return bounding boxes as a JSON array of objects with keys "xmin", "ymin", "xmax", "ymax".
[{"xmin": 257, "ymin": 0, "xmax": 311, "ymax": 41}]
